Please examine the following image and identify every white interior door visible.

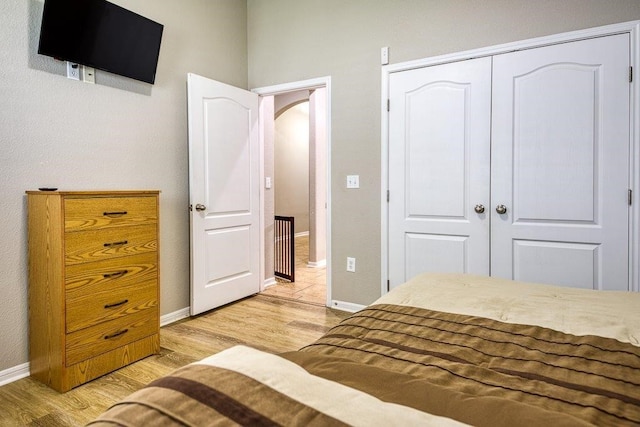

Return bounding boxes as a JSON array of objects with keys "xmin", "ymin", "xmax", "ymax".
[
  {"xmin": 491, "ymin": 34, "xmax": 630, "ymax": 290},
  {"xmin": 188, "ymin": 73, "xmax": 260, "ymax": 315},
  {"xmin": 388, "ymin": 57, "xmax": 492, "ymax": 288}
]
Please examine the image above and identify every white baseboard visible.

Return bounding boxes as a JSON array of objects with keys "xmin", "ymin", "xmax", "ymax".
[
  {"xmin": 0, "ymin": 362, "xmax": 30, "ymax": 387},
  {"xmin": 330, "ymin": 300, "xmax": 366, "ymax": 313},
  {"xmin": 307, "ymin": 259, "xmax": 326, "ymax": 268},
  {"xmin": 160, "ymin": 307, "xmax": 191, "ymax": 327},
  {"xmin": 263, "ymin": 277, "xmax": 277, "ymax": 288}
]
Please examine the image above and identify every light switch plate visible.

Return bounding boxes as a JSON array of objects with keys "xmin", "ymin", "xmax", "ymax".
[
  {"xmin": 346, "ymin": 175, "xmax": 360, "ymax": 189},
  {"xmin": 381, "ymin": 47, "xmax": 389, "ymax": 65}
]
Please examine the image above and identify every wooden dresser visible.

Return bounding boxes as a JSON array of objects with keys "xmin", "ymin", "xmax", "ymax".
[{"xmin": 26, "ymin": 190, "xmax": 160, "ymax": 392}]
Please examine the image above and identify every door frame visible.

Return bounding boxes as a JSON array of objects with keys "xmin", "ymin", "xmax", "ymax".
[
  {"xmin": 381, "ymin": 20, "xmax": 640, "ymax": 295},
  {"xmin": 253, "ymin": 76, "xmax": 333, "ymax": 306}
]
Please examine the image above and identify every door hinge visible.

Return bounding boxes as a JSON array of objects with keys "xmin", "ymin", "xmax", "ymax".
[
  {"xmin": 629, "ymin": 189, "xmax": 633, "ymax": 206},
  {"xmin": 387, "ymin": 279, "xmax": 390, "ymax": 291},
  {"xmin": 630, "ymin": 66, "xmax": 633, "ymax": 83},
  {"xmin": 387, "ymin": 99, "xmax": 390, "ymax": 111},
  {"xmin": 387, "ymin": 190, "xmax": 390, "ymax": 202}
]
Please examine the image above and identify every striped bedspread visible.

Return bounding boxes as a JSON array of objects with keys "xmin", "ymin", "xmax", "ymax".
[
  {"xmin": 89, "ymin": 273, "xmax": 640, "ymax": 427},
  {"xmin": 87, "ymin": 345, "xmax": 466, "ymax": 427},
  {"xmin": 295, "ymin": 303, "xmax": 640, "ymax": 426}
]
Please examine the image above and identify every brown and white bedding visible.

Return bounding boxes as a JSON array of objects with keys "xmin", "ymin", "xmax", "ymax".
[{"xmin": 88, "ymin": 273, "xmax": 640, "ymax": 426}]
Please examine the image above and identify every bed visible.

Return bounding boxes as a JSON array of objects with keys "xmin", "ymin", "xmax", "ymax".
[{"xmin": 88, "ymin": 273, "xmax": 640, "ymax": 426}]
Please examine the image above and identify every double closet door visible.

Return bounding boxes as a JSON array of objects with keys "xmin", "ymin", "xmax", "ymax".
[{"xmin": 388, "ymin": 34, "xmax": 631, "ymax": 291}]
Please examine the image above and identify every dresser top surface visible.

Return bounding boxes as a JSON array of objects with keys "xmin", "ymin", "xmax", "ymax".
[{"xmin": 26, "ymin": 190, "xmax": 160, "ymax": 196}]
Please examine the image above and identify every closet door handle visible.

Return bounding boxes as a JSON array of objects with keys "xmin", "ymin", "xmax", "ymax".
[
  {"xmin": 496, "ymin": 204, "xmax": 507, "ymax": 214},
  {"xmin": 474, "ymin": 204, "xmax": 485, "ymax": 214},
  {"xmin": 195, "ymin": 204, "xmax": 206, "ymax": 212}
]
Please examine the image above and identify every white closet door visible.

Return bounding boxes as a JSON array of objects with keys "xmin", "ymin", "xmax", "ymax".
[
  {"xmin": 491, "ymin": 34, "xmax": 630, "ymax": 290},
  {"xmin": 388, "ymin": 57, "xmax": 492, "ymax": 288}
]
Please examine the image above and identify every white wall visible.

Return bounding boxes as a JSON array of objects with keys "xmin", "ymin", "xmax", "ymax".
[
  {"xmin": 275, "ymin": 102, "xmax": 310, "ymax": 234},
  {"xmin": 247, "ymin": 0, "xmax": 640, "ymax": 305},
  {"xmin": 309, "ymin": 88, "xmax": 327, "ymax": 266},
  {"xmin": 0, "ymin": 0, "xmax": 247, "ymax": 373}
]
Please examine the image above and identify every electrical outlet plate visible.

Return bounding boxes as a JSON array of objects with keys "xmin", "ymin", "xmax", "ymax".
[
  {"xmin": 82, "ymin": 66, "xmax": 95, "ymax": 84},
  {"xmin": 347, "ymin": 257, "xmax": 356, "ymax": 272},
  {"xmin": 66, "ymin": 61, "xmax": 80, "ymax": 80},
  {"xmin": 346, "ymin": 175, "xmax": 360, "ymax": 189}
]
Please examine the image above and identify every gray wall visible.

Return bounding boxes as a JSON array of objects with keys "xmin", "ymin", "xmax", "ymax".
[
  {"xmin": 3, "ymin": 0, "xmax": 640, "ymax": 376},
  {"xmin": 0, "ymin": 0, "xmax": 247, "ymax": 372},
  {"xmin": 247, "ymin": 0, "xmax": 640, "ymax": 305}
]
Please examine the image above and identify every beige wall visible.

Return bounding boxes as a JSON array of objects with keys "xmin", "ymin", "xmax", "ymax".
[
  {"xmin": 0, "ymin": 0, "xmax": 247, "ymax": 372},
  {"xmin": 247, "ymin": 0, "xmax": 640, "ymax": 305},
  {"xmin": 275, "ymin": 102, "xmax": 310, "ymax": 234}
]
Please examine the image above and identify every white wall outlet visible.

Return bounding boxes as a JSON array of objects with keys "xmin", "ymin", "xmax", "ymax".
[
  {"xmin": 82, "ymin": 66, "xmax": 95, "ymax": 84},
  {"xmin": 347, "ymin": 257, "xmax": 356, "ymax": 272},
  {"xmin": 346, "ymin": 175, "xmax": 360, "ymax": 189},
  {"xmin": 265, "ymin": 176, "xmax": 272, "ymax": 189},
  {"xmin": 66, "ymin": 61, "xmax": 80, "ymax": 81},
  {"xmin": 381, "ymin": 46, "xmax": 389, "ymax": 65}
]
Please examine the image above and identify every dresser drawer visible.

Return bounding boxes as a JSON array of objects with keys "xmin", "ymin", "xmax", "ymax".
[
  {"xmin": 65, "ymin": 224, "xmax": 157, "ymax": 265},
  {"xmin": 66, "ymin": 252, "xmax": 158, "ymax": 332},
  {"xmin": 66, "ymin": 279, "xmax": 157, "ymax": 333},
  {"xmin": 65, "ymin": 196, "xmax": 157, "ymax": 232},
  {"xmin": 65, "ymin": 252, "xmax": 158, "ymax": 295},
  {"xmin": 66, "ymin": 309, "xmax": 158, "ymax": 366}
]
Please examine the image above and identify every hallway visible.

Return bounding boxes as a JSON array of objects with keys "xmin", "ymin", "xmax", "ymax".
[{"xmin": 261, "ymin": 235, "xmax": 326, "ymax": 305}]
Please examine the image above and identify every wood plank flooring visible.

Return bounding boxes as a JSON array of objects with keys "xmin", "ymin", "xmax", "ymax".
[{"xmin": 0, "ymin": 294, "xmax": 350, "ymax": 426}]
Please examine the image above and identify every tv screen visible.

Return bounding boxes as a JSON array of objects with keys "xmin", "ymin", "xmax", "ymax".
[{"xmin": 38, "ymin": 0, "xmax": 163, "ymax": 84}]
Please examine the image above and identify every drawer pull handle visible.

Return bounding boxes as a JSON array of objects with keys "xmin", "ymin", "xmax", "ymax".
[
  {"xmin": 104, "ymin": 240, "xmax": 128, "ymax": 247},
  {"xmin": 103, "ymin": 211, "xmax": 128, "ymax": 217},
  {"xmin": 104, "ymin": 329, "xmax": 129, "ymax": 340},
  {"xmin": 103, "ymin": 270, "xmax": 128, "ymax": 279},
  {"xmin": 104, "ymin": 299, "xmax": 129, "ymax": 309}
]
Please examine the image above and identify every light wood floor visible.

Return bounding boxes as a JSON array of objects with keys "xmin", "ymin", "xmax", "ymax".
[
  {"xmin": 261, "ymin": 235, "xmax": 327, "ymax": 305},
  {"xmin": 0, "ymin": 295, "xmax": 350, "ymax": 426}
]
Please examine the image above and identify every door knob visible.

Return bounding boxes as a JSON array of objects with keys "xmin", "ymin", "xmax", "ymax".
[
  {"xmin": 195, "ymin": 204, "xmax": 206, "ymax": 212},
  {"xmin": 496, "ymin": 204, "xmax": 507, "ymax": 214},
  {"xmin": 474, "ymin": 204, "xmax": 485, "ymax": 214}
]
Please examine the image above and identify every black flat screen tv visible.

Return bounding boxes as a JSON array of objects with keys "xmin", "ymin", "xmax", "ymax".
[{"xmin": 38, "ymin": 0, "xmax": 164, "ymax": 84}]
